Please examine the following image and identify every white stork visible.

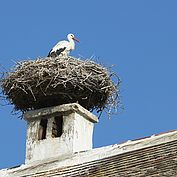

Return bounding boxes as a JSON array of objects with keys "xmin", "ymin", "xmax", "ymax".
[{"xmin": 48, "ymin": 33, "xmax": 80, "ymax": 58}]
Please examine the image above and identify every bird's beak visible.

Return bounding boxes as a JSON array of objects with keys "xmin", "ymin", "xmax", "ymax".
[{"xmin": 73, "ymin": 37, "xmax": 80, "ymax": 42}]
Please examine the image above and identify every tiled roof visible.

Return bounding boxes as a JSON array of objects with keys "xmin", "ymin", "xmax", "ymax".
[
  {"xmin": 1, "ymin": 129, "xmax": 177, "ymax": 177},
  {"xmin": 23, "ymin": 140, "xmax": 177, "ymax": 177}
]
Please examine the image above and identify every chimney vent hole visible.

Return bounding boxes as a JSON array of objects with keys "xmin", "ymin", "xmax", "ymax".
[
  {"xmin": 38, "ymin": 119, "xmax": 48, "ymax": 140},
  {"xmin": 52, "ymin": 116, "xmax": 63, "ymax": 138}
]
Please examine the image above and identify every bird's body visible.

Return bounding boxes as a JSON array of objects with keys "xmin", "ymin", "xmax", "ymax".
[{"xmin": 48, "ymin": 34, "xmax": 80, "ymax": 58}]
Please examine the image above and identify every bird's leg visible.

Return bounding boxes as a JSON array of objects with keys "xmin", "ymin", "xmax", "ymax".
[{"xmin": 61, "ymin": 52, "xmax": 68, "ymax": 58}]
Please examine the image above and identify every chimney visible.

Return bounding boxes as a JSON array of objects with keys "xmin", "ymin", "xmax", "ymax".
[{"xmin": 24, "ymin": 103, "xmax": 98, "ymax": 164}]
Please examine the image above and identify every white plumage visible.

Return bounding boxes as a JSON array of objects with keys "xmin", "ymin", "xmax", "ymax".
[{"xmin": 48, "ymin": 33, "xmax": 80, "ymax": 58}]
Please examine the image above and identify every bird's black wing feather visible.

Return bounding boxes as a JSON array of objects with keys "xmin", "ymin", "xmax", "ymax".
[
  {"xmin": 47, "ymin": 47, "xmax": 66, "ymax": 58},
  {"xmin": 47, "ymin": 49, "xmax": 53, "ymax": 57},
  {"xmin": 56, "ymin": 47, "xmax": 66, "ymax": 55}
]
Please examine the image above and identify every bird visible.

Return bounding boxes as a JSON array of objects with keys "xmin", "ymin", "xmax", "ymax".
[{"xmin": 48, "ymin": 33, "xmax": 80, "ymax": 58}]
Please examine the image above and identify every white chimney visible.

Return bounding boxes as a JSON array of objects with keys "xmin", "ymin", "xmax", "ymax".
[{"xmin": 24, "ymin": 103, "xmax": 98, "ymax": 164}]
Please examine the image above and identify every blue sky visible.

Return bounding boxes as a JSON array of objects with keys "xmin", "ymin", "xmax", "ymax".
[{"xmin": 0, "ymin": 0, "xmax": 177, "ymax": 169}]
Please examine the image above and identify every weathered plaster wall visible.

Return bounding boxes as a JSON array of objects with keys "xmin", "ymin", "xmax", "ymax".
[{"xmin": 25, "ymin": 104, "xmax": 98, "ymax": 163}]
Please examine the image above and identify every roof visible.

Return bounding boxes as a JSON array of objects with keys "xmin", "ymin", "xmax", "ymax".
[{"xmin": 1, "ymin": 129, "xmax": 177, "ymax": 177}]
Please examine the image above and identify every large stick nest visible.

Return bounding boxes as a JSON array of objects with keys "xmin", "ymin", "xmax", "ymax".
[{"xmin": 1, "ymin": 57, "xmax": 121, "ymax": 115}]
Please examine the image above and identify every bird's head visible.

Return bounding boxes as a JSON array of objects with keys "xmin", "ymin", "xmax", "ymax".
[{"xmin": 67, "ymin": 33, "xmax": 80, "ymax": 42}]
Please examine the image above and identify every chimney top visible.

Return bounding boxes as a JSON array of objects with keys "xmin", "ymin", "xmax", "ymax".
[
  {"xmin": 24, "ymin": 103, "xmax": 98, "ymax": 164},
  {"xmin": 24, "ymin": 103, "xmax": 98, "ymax": 123}
]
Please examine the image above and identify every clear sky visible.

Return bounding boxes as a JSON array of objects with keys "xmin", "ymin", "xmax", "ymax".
[{"xmin": 0, "ymin": 0, "xmax": 177, "ymax": 169}]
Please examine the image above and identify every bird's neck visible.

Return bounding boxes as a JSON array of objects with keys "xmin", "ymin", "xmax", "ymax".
[{"xmin": 69, "ymin": 38, "xmax": 75, "ymax": 50}]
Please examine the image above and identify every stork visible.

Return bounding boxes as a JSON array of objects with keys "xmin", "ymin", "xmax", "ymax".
[{"xmin": 48, "ymin": 33, "xmax": 80, "ymax": 58}]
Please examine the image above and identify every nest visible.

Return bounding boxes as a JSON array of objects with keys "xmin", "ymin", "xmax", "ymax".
[{"xmin": 1, "ymin": 57, "xmax": 121, "ymax": 115}]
